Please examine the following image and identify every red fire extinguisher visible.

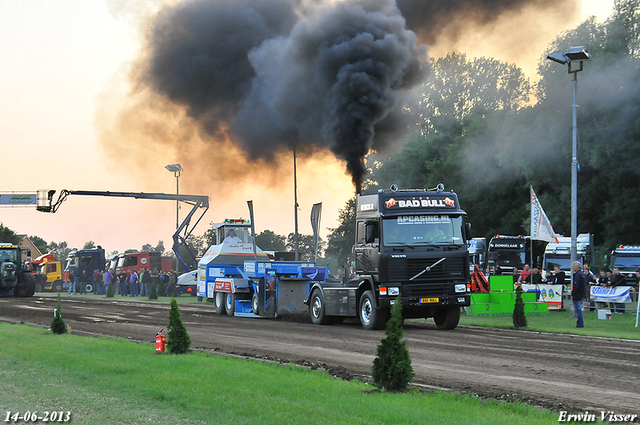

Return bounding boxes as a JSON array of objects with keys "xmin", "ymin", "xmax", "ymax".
[{"xmin": 155, "ymin": 328, "xmax": 165, "ymax": 353}]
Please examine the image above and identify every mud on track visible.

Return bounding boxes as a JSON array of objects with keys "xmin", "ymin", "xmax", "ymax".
[{"xmin": 1, "ymin": 294, "xmax": 639, "ymax": 414}]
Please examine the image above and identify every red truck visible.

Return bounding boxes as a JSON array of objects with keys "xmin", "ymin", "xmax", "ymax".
[{"xmin": 114, "ymin": 251, "xmax": 173, "ymax": 274}]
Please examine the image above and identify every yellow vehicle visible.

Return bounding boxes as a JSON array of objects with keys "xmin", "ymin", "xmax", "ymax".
[{"xmin": 37, "ymin": 259, "xmax": 64, "ymax": 292}]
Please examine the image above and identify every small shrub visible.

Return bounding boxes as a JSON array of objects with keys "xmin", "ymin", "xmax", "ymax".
[
  {"xmin": 106, "ymin": 279, "xmax": 116, "ymax": 298},
  {"xmin": 167, "ymin": 298, "xmax": 190, "ymax": 354},
  {"xmin": 51, "ymin": 293, "xmax": 67, "ymax": 335},
  {"xmin": 371, "ymin": 296, "xmax": 413, "ymax": 392},
  {"xmin": 148, "ymin": 280, "xmax": 158, "ymax": 300},
  {"xmin": 513, "ymin": 285, "xmax": 527, "ymax": 328}
]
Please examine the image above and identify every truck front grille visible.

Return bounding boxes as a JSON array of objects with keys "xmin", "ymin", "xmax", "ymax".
[{"xmin": 386, "ymin": 257, "xmax": 466, "ymax": 286}]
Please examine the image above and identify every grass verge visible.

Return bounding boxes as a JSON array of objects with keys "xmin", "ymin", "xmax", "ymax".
[
  {"xmin": 460, "ymin": 308, "xmax": 640, "ymax": 340},
  {"xmin": 0, "ymin": 322, "xmax": 557, "ymax": 425}
]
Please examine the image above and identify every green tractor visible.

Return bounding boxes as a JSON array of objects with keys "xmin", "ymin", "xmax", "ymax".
[{"xmin": 0, "ymin": 243, "xmax": 36, "ymax": 297}]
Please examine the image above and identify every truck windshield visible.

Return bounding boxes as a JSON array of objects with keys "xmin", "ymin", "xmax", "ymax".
[
  {"xmin": 383, "ymin": 215, "xmax": 463, "ymax": 247},
  {"xmin": 0, "ymin": 249, "xmax": 20, "ymax": 263},
  {"xmin": 544, "ymin": 257, "xmax": 574, "ymax": 271},
  {"xmin": 612, "ymin": 255, "xmax": 640, "ymax": 269},
  {"xmin": 65, "ymin": 257, "xmax": 78, "ymax": 269},
  {"xmin": 491, "ymin": 251, "xmax": 525, "ymax": 268}
]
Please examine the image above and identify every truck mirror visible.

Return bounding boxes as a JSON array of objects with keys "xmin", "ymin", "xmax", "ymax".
[{"xmin": 464, "ymin": 223, "xmax": 472, "ymax": 240}]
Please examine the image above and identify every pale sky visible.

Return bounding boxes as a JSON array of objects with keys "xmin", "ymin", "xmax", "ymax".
[{"xmin": 0, "ymin": 0, "xmax": 615, "ymax": 255}]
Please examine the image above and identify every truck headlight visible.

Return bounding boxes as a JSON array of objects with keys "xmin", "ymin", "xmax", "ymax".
[
  {"xmin": 455, "ymin": 284, "xmax": 467, "ymax": 293},
  {"xmin": 388, "ymin": 287, "xmax": 400, "ymax": 296}
]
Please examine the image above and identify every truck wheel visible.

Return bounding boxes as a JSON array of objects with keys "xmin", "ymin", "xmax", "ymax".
[
  {"xmin": 85, "ymin": 283, "xmax": 94, "ymax": 294},
  {"xmin": 15, "ymin": 273, "xmax": 36, "ymax": 298},
  {"xmin": 309, "ymin": 290, "xmax": 331, "ymax": 325},
  {"xmin": 225, "ymin": 293, "xmax": 236, "ymax": 316},
  {"xmin": 359, "ymin": 290, "xmax": 387, "ymax": 330},
  {"xmin": 433, "ymin": 306, "xmax": 460, "ymax": 330},
  {"xmin": 53, "ymin": 281, "xmax": 63, "ymax": 292},
  {"xmin": 251, "ymin": 293, "xmax": 259, "ymax": 315},
  {"xmin": 214, "ymin": 292, "xmax": 226, "ymax": 315}
]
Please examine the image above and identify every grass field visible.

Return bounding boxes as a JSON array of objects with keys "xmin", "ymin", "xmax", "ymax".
[
  {"xmin": 0, "ymin": 321, "xmax": 560, "ymax": 425},
  {"xmin": 459, "ymin": 306, "xmax": 640, "ymax": 340}
]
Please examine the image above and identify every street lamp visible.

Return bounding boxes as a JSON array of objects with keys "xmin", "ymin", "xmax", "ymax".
[
  {"xmin": 165, "ymin": 164, "xmax": 182, "ymax": 230},
  {"xmin": 546, "ymin": 46, "xmax": 590, "ymax": 283}
]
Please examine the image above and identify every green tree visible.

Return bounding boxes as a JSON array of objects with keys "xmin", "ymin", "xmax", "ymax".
[
  {"xmin": 255, "ymin": 230, "xmax": 287, "ymax": 251},
  {"xmin": 167, "ymin": 298, "xmax": 190, "ymax": 354},
  {"xmin": 202, "ymin": 223, "xmax": 218, "ymax": 247},
  {"xmin": 29, "ymin": 235, "xmax": 48, "ymax": 254},
  {"xmin": 325, "ymin": 197, "xmax": 356, "ymax": 268},
  {"xmin": 286, "ymin": 233, "xmax": 324, "ymax": 262},
  {"xmin": 47, "ymin": 241, "xmax": 71, "ymax": 262},
  {"xmin": 106, "ymin": 275, "xmax": 116, "ymax": 298},
  {"xmin": 83, "ymin": 240, "xmax": 96, "ymax": 250},
  {"xmin": 513, "ymin": 285, "xmax": 527, "ymax": 328},
  {"xmin": 0, "ymin": 223, "xmax": 20, "ymax": 244},
  {"xmin": 50, "ymin": 293, "xmax": 67, "ymax": 334},
  {"xmin": 148, "ymin": 278, "xmax": 158, "ymax": 300},
  {"xmin": 367, "ymin": 3, "xmax": 640, "ymax": 253},
  {"xmin": 371, "ymin": 296, "xmax": 413, "ymax": 392}
]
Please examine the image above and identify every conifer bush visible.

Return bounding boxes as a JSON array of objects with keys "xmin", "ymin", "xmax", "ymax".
[
  {"xmin": 106, "ymin": 279, "xmax": 116, "ymax": 297},
  {"xmin": 371, "ymin": 296, "xmax": 413, "ymax": 392},
  {"xmin": 51, "ymin": 293, "xmax": 67, "ymax": 335},
  {"xmin": 167, "ymin": 297, "xmax": 190, "ymax": 354},
  {"xmin": 148, "ymin": 280, "xmax": 158, "ymax": 300},
  {"xmin": 513, "ymin": 285, "xmax": 527, "ymax": 328}
]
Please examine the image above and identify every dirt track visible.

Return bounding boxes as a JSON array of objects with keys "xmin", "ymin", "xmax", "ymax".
[{"xmin": 1, "ymin": 294, "xmax": 639, "ymax": 415}]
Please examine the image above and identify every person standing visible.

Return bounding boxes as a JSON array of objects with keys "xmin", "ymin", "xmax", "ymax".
[
  {"xmin": 609, "ymin": 267, "xmax": 628, "ymax": 313},
  {"xmin": 553, "ymin": 265, "xmax": 566, "ymax": 285},
  {"xmin": 141, "ymin": 268, "xmax": 151, "ymax": 297},
  {"xmin": 117, "ymin": 269, "xmax": 128, "ymax": 296},
  {"xmin": 583, "ymin": 264, "xmax": 596, "ymax": 311},
  {"xmin": 571, "ymin": 261, "xmax": 587, "ymax": 328},
  {"xmin": 78, "ymin": 270, "xmax": 89, "ymax": 294},
  {"xmin": 168, "ymin": 270, "xmax": 178, "ymax": 297},
  {"xmin": 151, "ymin": 268, "xmax": 159, "ymax": 296},
  {"xmin": 518, "ymin": 264, "xmax": 531, "ymax": 284},
  {"xmin": 129, "ymin": 270, "xmax": 139, "ymax": 297},
  {"xmin": 104, "ymin": 268, "xmax": 114, "ymax": 295},
  {"xmin": 67, "ymin": 271, "xmax": 76, "ymax": 295}
]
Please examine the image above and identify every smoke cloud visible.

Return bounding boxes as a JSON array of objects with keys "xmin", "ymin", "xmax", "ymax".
[
  {"xmin": 101, "ymin": 0, "xmax": 580, "ymax": 197},
  {"xmin": 132, "ymin": 0, "xmax": 427, "ymax": 193}
]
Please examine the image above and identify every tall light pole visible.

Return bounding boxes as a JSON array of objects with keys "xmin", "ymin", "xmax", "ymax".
[
  {"xmin": 293, "ymin": 145, "xmax": 299, "ymax": 261},
  {"xmin": 547, "ymin": 46, "xmax": 590, "ymax": 285},
  {"xmin": 165, "ymin": 163, "xmax": 182, "ymax": 230}
]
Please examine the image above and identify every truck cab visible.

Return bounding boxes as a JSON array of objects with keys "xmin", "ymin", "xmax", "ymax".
[
  {"xmin": 609, "ymin": 245, "xmax": 640, "ymax": 281},
  {"xmin": 542, "ymin": 233, "xmax": 593, "ymax": 274},
  {"xmin": 346, "ymin": 186, "xmax": 471, "ymax": 329},
  {"xmin": 64, "ymin": 247, "xmax": 106, "ymax": 293}
]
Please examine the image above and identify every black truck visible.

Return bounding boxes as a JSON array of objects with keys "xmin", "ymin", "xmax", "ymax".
[{"xmin": 308, "ymin": 185, "xmax": 471, "ymax": 330}]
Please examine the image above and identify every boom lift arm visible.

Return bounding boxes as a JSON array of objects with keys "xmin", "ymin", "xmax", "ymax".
[{"xmin": 37, "ymin": 190, "xmax": 209, "ymax": 272}]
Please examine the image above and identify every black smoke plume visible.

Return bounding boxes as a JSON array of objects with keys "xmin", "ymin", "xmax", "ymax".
[{"xmin": 140, "ymin": 0, "xmax": 427, "ymax": 193}]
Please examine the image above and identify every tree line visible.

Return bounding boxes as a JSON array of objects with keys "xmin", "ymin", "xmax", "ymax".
[{"xmin": 326, "ymin": 1, "xmax": 640, "ymax": 268}]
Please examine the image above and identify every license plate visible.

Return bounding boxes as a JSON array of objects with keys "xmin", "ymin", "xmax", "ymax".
[{"xmin": 420, "ymin": 297, "xmax": 439, "ymax": 304}]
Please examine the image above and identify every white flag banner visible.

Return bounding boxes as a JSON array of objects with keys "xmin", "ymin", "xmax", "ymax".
[{"xmin": 530, "ymin": 187, "xmax": 559, "ymax": 243}]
